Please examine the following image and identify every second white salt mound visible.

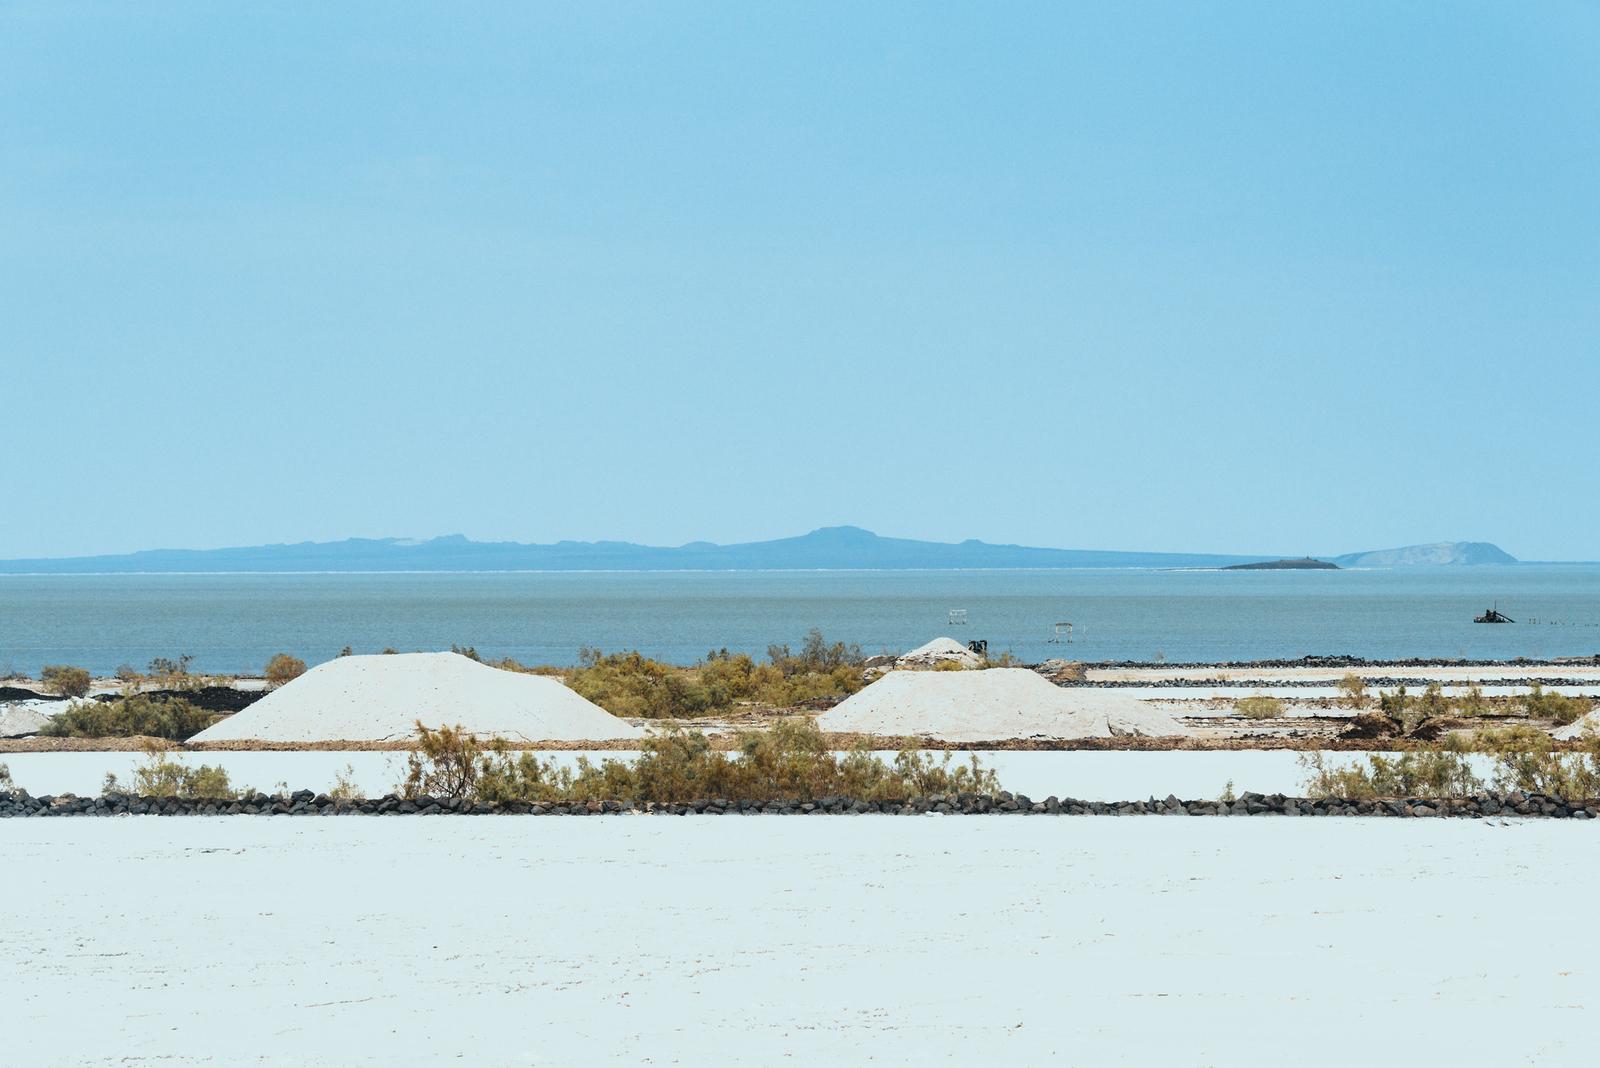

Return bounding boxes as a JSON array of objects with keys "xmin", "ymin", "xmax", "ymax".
[
  {"xmin": 1553, "ymin": 710, "xmax": 1600, "ymax": 741},
  {"xmin": 189, "ymin": 652, "xmax": 644, "ymax": 744},
  {"xmin": 816, "ymin": 669, "xmax": 1191, "ymax": 742},
  {"xmin": 896, "ymin": 636, "xmax": 984, "ymax": 669}
]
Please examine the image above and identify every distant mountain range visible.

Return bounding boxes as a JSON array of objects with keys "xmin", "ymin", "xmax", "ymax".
[{"xmin": 0, "ymin": 527, "xmax": 1522, "ymax": 574}]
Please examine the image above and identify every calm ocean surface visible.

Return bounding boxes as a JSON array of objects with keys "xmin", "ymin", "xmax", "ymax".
[{"xmin": 3, "ymin": 566, "xmax": 1600, "ymax": 676}]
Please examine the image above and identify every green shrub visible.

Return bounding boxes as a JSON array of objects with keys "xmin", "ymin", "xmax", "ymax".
[
  {"xmin": 1234, "ymin": 695, "xmax": 1285, "ymax": 719},
  {"xmin": 116, "ymin": 748, "xmax": 237, "ymax": 799},
  {"xmin": 1299, "ymin": 747, "xmax": 1482, "ymax": 800},
  {"xmin": 1372, "ymin": 684, "xmax": 1454, "ymax": 733},
  {"xmin": 1456, "ymin": 684, "xmax": 1490, "ymax": 716},
  {"xmin": 568, "ymin": 649, "xmax": 724, "ymax": 718},
  {"xmin": 766, "ymin": 629, "xmax": 864, "ymax": 674},
  {"xmin": 1336, "ymin": 673, "xmax": 1367, "ymax": 709},
  {"xmin": 43, "ymin": 694, "xmax": 218, "ymax": 741},
  {"xmin": 400, "ymin": 717, "xmax": 999, "ymax": 804},
  {"xmin": 566, "ymin": 634, "xmax": 866, "ymax": 718},
  {"xmin": 41, "ymin": 664, "xmax": 91, "ymax": 698},
  {"xmin": 1476, "ymin": 724, "xmax": 1600, "ymax": 798},
  {"xmin": 1524, "ymin": 685, "xmax": 1592, "ymax": 726},
  {"xmin": 1413, "ymin": 682, "xmax": 1450, "ymax": 724},
  {"xmin": 264, "ymin": 652, "xmax": 307, "ymax": 688},
  {"xmin": 147, "ymin": 655, "xmax": 196, "ymax": 688},
  {"xmin": 1303, "ymin": 725, "xmax": 1600, "ymax": 802}
]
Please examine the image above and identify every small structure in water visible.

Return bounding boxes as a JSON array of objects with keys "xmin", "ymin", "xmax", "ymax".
[{"xmin": 1474, "ymin": 606, "xmax": 1514, "ymax": 624}]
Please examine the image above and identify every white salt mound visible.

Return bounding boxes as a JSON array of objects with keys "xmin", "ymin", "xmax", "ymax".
[
  {"xmin": 0, "ymin": 702, "xmax": 56, "ymax": 739},
  {"xmin": 1553, "ymin": 711, "xmax": 1600, "ymax": 741},
  {"xmin": 189, "ymin": 652, "xmax": 644, "ymax": 744},
  {"xmin": 897, "ymin": 636, "xmax": 984, "ymax": 669},
  {"xmin": 817, "ymin": 669, "xmax": 1191, "ymax": 742}
]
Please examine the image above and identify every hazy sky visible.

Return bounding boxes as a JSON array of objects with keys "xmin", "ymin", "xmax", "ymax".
[{"xmin": 4, "ymin": 2, "xmax": 1597, "ymax": 560}]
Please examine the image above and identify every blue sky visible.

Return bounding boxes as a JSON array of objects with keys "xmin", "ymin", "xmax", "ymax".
[{"xmin": 3, "ymin": 2, "xmax": 1597, "ymax": 560}]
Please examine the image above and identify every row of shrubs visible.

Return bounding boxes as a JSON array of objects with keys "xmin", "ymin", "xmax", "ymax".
[
  {"xmin": 13, "ymin": 722, "xmax": 1600, "ymax": 804},
  {"xmin": 4, "ymin": 721, "xmax": 998, "ymax": 804},
  {"xmin": 400, "ymin": 717, "xmax": 999, "ymax": 804},
  {"xmin": 1236, "ymin": 678, "xmax": 1593, "ymax": 727},
  {"xmin": 33, "ymin": 654, "xmax": 310, "ymax": 742},
  {"xmin": 481, "ymin": 629, "xmax": 871, "ymax": 718},
  {"xmin": 34, "ymin": 653, "xmax": 308, "ymax": 699},
  {"xmin": 1300, "ymin": 725, "xmax": 1600, "ymax": 800}
]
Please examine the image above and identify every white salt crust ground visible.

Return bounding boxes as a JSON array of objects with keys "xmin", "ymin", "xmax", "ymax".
[
  {"xmin": 4, "ymin": 819, "xmax": 1595, "ymax": 1066},
  {"xmin": 819, "ymin": 668, "xmax": 1191, "ymax": 741},
  {"xmin": 189, "ymin": 652, "xmax": 642, "ymax": 744}
]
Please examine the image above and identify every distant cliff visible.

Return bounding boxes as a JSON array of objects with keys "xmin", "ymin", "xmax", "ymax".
[{"xmin": 1331, "ymin": 542, "xmax": 1517, "ymax": 568}]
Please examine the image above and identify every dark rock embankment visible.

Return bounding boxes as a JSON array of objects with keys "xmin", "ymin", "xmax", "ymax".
[
  {"xmin": 0, "ymin": 686, "xmax": 64, "ymax": 703},
  {"xmin": 2, "ymin": 789, "xmax": 1595, "ymax": 819},
  {"xmin": 1086, "ymin": 655, "xmax": 1600, "ymax": 670},
  {"xmin": 1061, "ymin": 677, "xmax": 1600, "ymax": 690},
  {"xmin": 88, "ymin": 686, "xmax": 264, "ymax": 713}
]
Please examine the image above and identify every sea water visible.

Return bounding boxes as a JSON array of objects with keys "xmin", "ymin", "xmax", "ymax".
[{"xmin": 2, "ymin": 565, "xmax": 1599, "ymax": 675}]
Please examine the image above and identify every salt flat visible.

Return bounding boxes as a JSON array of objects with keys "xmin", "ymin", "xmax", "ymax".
[{"xmin": 5, "ymin": 818, "xmax": 1595, "ymax": 1065}]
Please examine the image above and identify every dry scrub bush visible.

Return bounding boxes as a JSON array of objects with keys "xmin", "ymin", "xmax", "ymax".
[
  {"xmin": 1455, "ymin": 684, "xmax": 1492, "ymax": 717},
  {"xmin": 1234, "ymin": 695, "xmax": 1284, "ymax": 719},
  {"xmin": 106, "ymin": 747, "xmax": 237, "ymax": 800},
  {"xmin": 329, "ymin": 763, "xmax": 360, "ymax": 801},
  {"xmin": 1337, "ymin": 673, "xmax": 1367, "ymax": 709},
  {"xmin": 264, "ymin": 653, "xmax": 307, "ymax": 688},
  {"xmin": 1299, "ymin": 748, "xmax": 1482, "ymax": 800},
  {"xmin": 1373, "ymin": 683, "xmax": 1455, "ymax": 733},
  {"xmin": 1302, "ymin": 725, "xmax": 1600, "ymax": 801},
  {"xmin": 1476, "ymin": 725, "xmax": 1600, "ymax": 798},
  {"xmin": 561, "ymin": 629, "xmax": 866, "ymax": 718},
  {"xmin": 1523, "ymin": 685, "xmax": 1592, "ymax": 726},
  {"xmin": 43, "ymin": 694, "xmax": 217, "ymax": 741},
  {"xmin": 400, "ymin": 717, "xmax": 998, "ymax": 804},
  {"xmin": 41, "ymin": 665, "xmax": 91, "ymax": 698},
  {"xmin": 146, "ymin": 655, "xmax": 198, "ymax": 688},
  {"xmin": 0, "ymin": 763, "xmax": 11, "ymax": 789}
]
